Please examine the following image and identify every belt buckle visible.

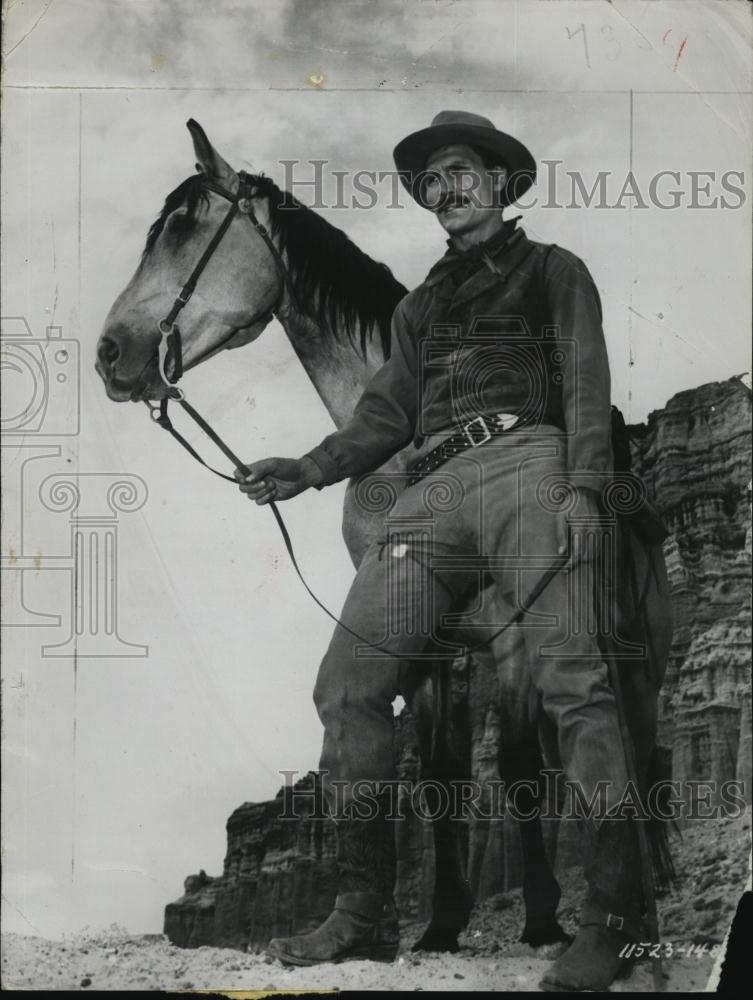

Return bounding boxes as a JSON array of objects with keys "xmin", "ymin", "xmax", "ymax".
[{"xmin": 463, "ymin": 415, "xmax": 492, "ymax": 447}]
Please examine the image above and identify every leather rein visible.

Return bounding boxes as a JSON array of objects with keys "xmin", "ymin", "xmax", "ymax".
[{"xmin": 144, "ymin": 170, "xmax": 566, "ymax": 657}]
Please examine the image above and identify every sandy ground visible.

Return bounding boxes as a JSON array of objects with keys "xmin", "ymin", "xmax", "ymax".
[
  {"xmin": 0, "ymin": 931, "xmax": 718, "ymax": 993},
  {"xmin": 2, "ymin": 811, "xmax": 749, "ymax": 993}
]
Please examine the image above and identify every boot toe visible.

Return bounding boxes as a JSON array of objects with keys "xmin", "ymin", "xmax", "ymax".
[
  {"xmin": 266, "ymin": 936, "xmax": 299, "ymax": 964},
  {"xmin": 264, "ymin": 905, "xmax": 398, "ymax": 967},
  {"xmin": 538, "ymin": 926, "xmax": 631, "ymax": 992},
  {"xmin": 266, "ymin": 936, "xmax": 284, "ymax": 957}
]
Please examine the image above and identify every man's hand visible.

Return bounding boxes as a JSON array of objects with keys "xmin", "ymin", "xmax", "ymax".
[
  {"xmin": 556, "ymin": 487, "xmax": 603, "ymax": 573},
  {"xmin": 234, "ymin": 456, "xmax": 323, "ymax": 505}
]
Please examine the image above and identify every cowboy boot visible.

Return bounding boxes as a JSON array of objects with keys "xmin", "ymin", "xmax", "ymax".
[
  {"xmin": 267, "ymin": 799, "xmax": 399, "ymax": 966},
  {"xmin": 539, "ymin": 818, "xmax": 644, "ymax": 992}
]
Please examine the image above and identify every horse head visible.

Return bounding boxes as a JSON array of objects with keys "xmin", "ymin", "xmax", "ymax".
[{"xmin": 95, "ymin": 120, "xmax": 282, "ymax": 402}]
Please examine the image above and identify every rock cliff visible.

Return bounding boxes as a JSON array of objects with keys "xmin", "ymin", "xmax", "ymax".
[
  {"xmin": 165, "ymin": 376, "xmax": 751, "ymax": 950},
  {"xmin": 628, "ymin": 377, "xmax": 751, "ymax": 796}
]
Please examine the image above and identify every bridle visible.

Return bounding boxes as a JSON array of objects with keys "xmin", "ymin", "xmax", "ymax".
[
  {"xmin": 141, "ymin": 166, "xmax": 567, "ymax": 660},
  {"xmin": 151, "ymin": 169, "xmax": 295, "ymax": 398},
  {"xmin": 144, "ymin": 169, "xmax": 298, "ymax": 484}
]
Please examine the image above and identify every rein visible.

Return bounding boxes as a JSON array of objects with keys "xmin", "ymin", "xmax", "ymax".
[
  {"xmin": 144, "ymin": 169, "xmax": 566, "ymax": 657},
  {"xmin": 151, "ymin": 389, "xmax": 567, "ymax": 658}
]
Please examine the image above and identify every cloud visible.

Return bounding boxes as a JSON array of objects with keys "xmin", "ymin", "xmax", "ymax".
[{"xmin": 3, "ymin": 0, "xmax": 528, "ymax": 92}]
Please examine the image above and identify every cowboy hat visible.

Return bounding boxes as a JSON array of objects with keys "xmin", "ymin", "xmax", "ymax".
[{"xmin": 393, "ymin": 110, "xmax": 536, "ymax": 208}]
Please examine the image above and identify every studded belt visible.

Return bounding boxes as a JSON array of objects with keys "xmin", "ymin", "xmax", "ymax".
[{"xmin": 406, "ymin": 412, "xmax": 531, "ymax": 487}]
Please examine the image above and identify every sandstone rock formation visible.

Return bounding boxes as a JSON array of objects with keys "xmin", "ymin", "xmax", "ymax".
[
  {"xmin": 165, "ymin": 376, "xmax": 751, "ymax": 950},
  {"xmin": 629, "ymin": 377, "xmax": 751, "ymax": 808}
]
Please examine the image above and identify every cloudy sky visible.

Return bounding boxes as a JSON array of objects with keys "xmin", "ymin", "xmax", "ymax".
[{"xmin": 2, "ymin": 0, "xmax": 751, "ymax": 939}]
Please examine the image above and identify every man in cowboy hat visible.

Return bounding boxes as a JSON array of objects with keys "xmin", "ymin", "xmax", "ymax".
[{"xmin": 237, "ymin": 111, "xmax": 646, "ymax": 991}]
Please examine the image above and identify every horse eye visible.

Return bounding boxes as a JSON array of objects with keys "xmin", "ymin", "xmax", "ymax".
[{"xmin": 166, "ymin": 212, "xmax": 194, "ymax": 237}]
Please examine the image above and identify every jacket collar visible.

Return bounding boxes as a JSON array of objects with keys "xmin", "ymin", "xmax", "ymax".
[
  {"xmin": 424, "ymin": 217, "xmax": 520, "ymax": 286},
  {"xmin": 424, "ymin": 219, "xmax": 537, "ymax": 309}
]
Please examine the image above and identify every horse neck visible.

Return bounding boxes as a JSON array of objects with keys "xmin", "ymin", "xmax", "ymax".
[{"xmin": 276, "ymin": 300, "xmax": 387, "ymax": 429}]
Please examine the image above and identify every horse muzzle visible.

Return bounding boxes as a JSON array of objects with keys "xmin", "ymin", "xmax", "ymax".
[{"xmin": 95, "ymin": 354, "xmax": 172, "ymax": 403}]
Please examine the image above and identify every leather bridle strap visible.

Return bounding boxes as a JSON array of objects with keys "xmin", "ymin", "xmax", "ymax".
[
  {"xmin": 155, "ymin": 171, "xmax": 299, "ymax": 390},
  {"xmin": 152, "ymin": 396, "xmax": 245, "ymax": 483},
  {"xmin": 156, "ymin": 188, "xmax": 240, "ymax": 388},
  {"xmin": 162, "ymin": 198, "xmax": 239, "ymax": 331},
  {"xmin": 202, "ymin": 173, "xmax": 300, "ymax": 311}
]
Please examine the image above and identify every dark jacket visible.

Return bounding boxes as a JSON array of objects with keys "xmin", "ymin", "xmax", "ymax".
[{"xmin": 306, "ymin": 224, "xmax": 613, "ymax": 491}]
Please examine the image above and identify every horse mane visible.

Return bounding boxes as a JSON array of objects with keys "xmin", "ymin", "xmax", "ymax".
[{"xmin": 141, "ymin": 173, "xmax": 407, "ymax": 358}]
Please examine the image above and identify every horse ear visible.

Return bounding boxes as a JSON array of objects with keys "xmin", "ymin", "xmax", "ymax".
[{"xmin": 186, "ymin": 119, "xmax": 235, "ymax": 183}]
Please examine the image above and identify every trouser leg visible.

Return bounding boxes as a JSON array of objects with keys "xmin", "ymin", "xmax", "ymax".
[
  {"xmin": 313, "ymin": 539, "xmax": 467, "ymax": 814},
  {"xmin": 482, "ymin": 442, "xmax": 631, "ymax": 818},
  {"xmin": 479, "ymin": 445, "xmax": 647, "ymax": 991},
  {"xmin": 511, "ymin": 563, "xmax": 632, "ymax": 818},
  {"xmin": 268, "ymin": 541, "xmax": 464, "ymax": 967},
  {"xmin": 497, "ymin": 557, "xmax": 647, "ymax": 989}
]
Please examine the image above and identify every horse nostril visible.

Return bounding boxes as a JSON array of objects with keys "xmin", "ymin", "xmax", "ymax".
[{"xmin": 98, "ymin": 336, "xmax": 120, "ymax": 369}]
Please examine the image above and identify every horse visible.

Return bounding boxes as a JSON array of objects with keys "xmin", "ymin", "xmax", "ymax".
[{"xmin": 95, "ymin": 120, "xmax": 674, "ymax": 953}]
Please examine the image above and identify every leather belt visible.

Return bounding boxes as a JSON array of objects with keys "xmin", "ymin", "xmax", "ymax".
[{"xmin": 407, "ymin": 412, "xmax": 528, "ymax": 486}]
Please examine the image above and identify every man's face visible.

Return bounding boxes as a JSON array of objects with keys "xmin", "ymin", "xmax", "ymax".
[{"xmin": 423, "ymin": 144, "xmax": 507, "ymax": 239}]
